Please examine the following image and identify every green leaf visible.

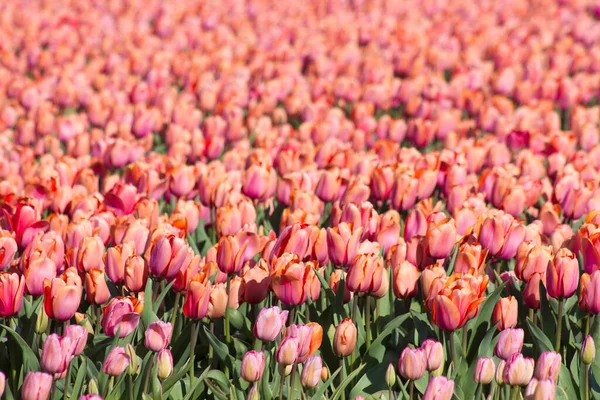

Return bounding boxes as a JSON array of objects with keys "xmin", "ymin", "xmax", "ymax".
[
  {"xmin": 203, "ymin": 325, "xmax": 230, "ymax": 363},
  {"xmin": 459, "ymin": 323, "xmax": 498, "ymax": 399},
  {"xmin": 467, "ymin": 282, "xmax": 505, "ymax": 354},
  {"xmin": 526, "ymin": 319, "xmax": 554, "ymax": 353},
  {"xmin": 141, "ymin": 279, "xmax": 159, "ymax": 330},
  {"xmin": 71, "ymin": 357, "xmax": 87, "ymax": 398},
  {"xmin": 312, "ymin": 366, "xmax": 341, "ymax": 399},
  {"xmin": 331, "ymin": 363, "xmax": 366, "ymax": 400},
  {"xmin": 1, "ymin": 324, "xmax": 40, "ymax": 372},
  {"xmin": 312, "ymin": 266, "xmax": 336, "ymax": 302},
  {"xmin": 558, "ymin": 364, "xmax": 578, "ymax": 400},
  {"xmin": 163, "ymin": 358, "xmax": 193, "ymax": 392},
  {"xmin": 228, "ymin": 308, "xmax": 246, "ymax": 331},
  {"xmin": 367, "ymin": 314, "xmax": 411, "ymax": 362}
]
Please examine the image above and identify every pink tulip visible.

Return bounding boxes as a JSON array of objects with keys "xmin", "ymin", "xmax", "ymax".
[{"xmin": 253, "ymin": 306, "xmax": 288, "ymax": 342}]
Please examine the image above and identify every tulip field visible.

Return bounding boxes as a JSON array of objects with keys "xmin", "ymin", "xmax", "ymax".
[{"xmin": 1, "ymin": 0, "xmax": 600, "ymax": 399}]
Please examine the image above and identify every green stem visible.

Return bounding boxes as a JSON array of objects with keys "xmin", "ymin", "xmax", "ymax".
[
  {"xmin": 528, "ymin": 308, "xmax": 534, "ymax": 323},
  {"xmin": 350, "ymin": 295, "xmax": 359, "ymax": 369},
  {"xmin": 555, "ymin": 299, "xmax": 564, "ymax": 352},
  {"xmin": 365, "ymin": 296, "xmax": 372, "ymax": 352},
  {"xmin": 95, "ymin": 306, "xmax": 102, "ymax": 335},
  {"xmin": 190, "ymin": 321, "xmax": 199, "ymax": 386},
  {"xmin": 279, "ymin": 370, "xmax": 285, "ymax": 400},
  {"xmin": 142, "ymin": 353, "xmax": 156, "ymax": 395},
  {"xmin": 340, "ymin": 358, "xmax": 346, "ymax": 400},
  {"xmin": 376, "ymin": 298, "xmax": 381, "ymax": 336},
  {"xmin": 103, "ymin": 376, "xmax": 114, "ymax": 399},
  {"xmin": 449, "ymin": 332, "xmax": 457, "ymax": 372},
  {"xmin": 388, "ymin": 387, "xmax": 393, "ymax": 400},
  {"xmin": 409, "ymin": 380, "xmax": 414, "ymax": 400},
  {"xmin": 585, "ymin": 365, "xmax": 590, "ymax": 400},
  {"xmin": 209, "ymin": 322, "xmax": 214, "ymax": 367},
  {"xmin": 290, "ymin": 363, "xmax": 297, "ymax": 400},
  {"xmin": 461, "ymin": 326, "xmax": 468, "ymax": 356},
  {"xmin": 510, "ymin": 386, "xmax": 519, "ymax": 400},
  {"xmin": 170, "ymin": 291, "xmax": 181, "ymax": 339},
  {"xmin": 63, "ymin": 360, "xmax": 72, "ymax": 400},
  {"xmin": 129, "ymin": 374, "xmax": 134, "ymax": 400},
  {"xmin": 585, "ymin": 313, "xmax": 591, "ymax": 338},
  {"xmin": 474, "ymin": 383, "xmax": 482, "ymax": 400},
  {"xmin": 224, "ymin": 274, "xmax": 231, "ymax": 379}
]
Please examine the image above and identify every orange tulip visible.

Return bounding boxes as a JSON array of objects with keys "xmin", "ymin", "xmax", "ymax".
[
  {"xmin": 43, "ymin": 267, "xmax": 82, "ymax": 321},
  {"xmin": 271, "ymin": 253, "xmax": 319, "ymax": 306},
  {"xmin": 346, "ymin": 253, "xmax": 386, "ymax": 295},
  {"xmin": 182, "ymin": 274, "xmax": 211, "ymax": 320},
  {"xmin": 85, "ymin": 269, "xmax": 110, "ymax": 305},
  {"xmin": 0, "ymin": 272, "xmax": 25, "ymax": 318},
  {"xmin": 492, "ymin": 296, "xmax": 518, "ymax": 330}
]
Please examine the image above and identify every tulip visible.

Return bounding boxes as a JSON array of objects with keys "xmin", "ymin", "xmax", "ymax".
[
  {"xmin": 24, "ymin": 258, "xmax": 56, "ymax": 296},
  {"xmin": 242, "ymin": 164, "xmax": 277, "ymax": 202},
  {"xmin": 85, "ymin": 269, "xmax": 110, "ymax": 305},
  {"xmin": 207, "ymin": 283, "xmax": 228, "ymax": 319},
  {"xmin": 242, "ymin": 264, "xmax": 271, "ymax": 304},
  {"xmin": 145, "ymin": 321, "xmax": 172, "ymax": 352},
  {"xmin": 157, "ymin": 349, "xmax": 173, "ymax": 379},
  {"xmin": 271, "ymin": 254, "xmax": 319, "ymax": 306},
  {"xmin": 523, "ymin": 273, "xmax": 543, "ymax": 310},
  {"xmin": 247, "ymin": 385, "xmax": 259, "ymax": 400},
  {"xmin": 0, "ymin": 235, "xmax": 17, "ymax": 269},
  {"xmin": 78, "ymin": 395, "xmax": 103, "ymax": 400},
  {"xmin": 474, "ymin": 357, "xmax": 495, "ymax": 384},
  {"xmin": 525, "ymin": 378, "xmax": 555, "ymax": 400},
  {"xmin": 326, "ymin": 223, "xmax": 363, "ymax": 266},
  {"xmin": 497, "ymin": 360, "xmax": 506, "ymax": 385},
  {"xmin": 101, "ymin": 297, "xmax": 141, "ymax": 338},
  {"xmin": 546, "ymin": 248, "xmax": 579, "ymax": 299},
  {"xmin": 147, "ymin": 235, "xmax": 194, "ymax": 280},
  {"xmin": 504, "ymin": 353, "xmax": 534, "ymax": 386},
  {"xmin": 75, "ymin": 236, "xmax": 105, "ymax": 273},
  {"xmin": 64, "ymin": 325, "xmax": 88, "ymax": 356},
  {"xmin": 329, "ymin": 269, "xmax": 352, "ymax": 303},
  {"xmin": 182, "ymin": 275, "xmax": 211, "ymax": 320},
  {"xmin": 454, "ymin": 241, "xmax": 488, "ymax": 275},
  {"xmin": 0, "ymin": 272, "xmax": 25, "ymax": 317},
  {"xmin": 301, "ymin": 355, "xmax": 323, "ymax": 388},
  {"xmin": 398, "ymin": 347, "xmax": 426, "ymax": 380},
  {"xmin": 104, "ymin": 242, "xmax": 136, "ymax": 285},
  {"xmin": 580, "ymin": 271, "xmax": 600, "ymax": 314},
  {"xmin": 22, "ymin": 372, "xmax": 53, "ymax": 400},
  {"xmin": 283, "ymin": 323, "xmax": 323, "ymax": 363},
  {"xmin": 421, "ymin": 339, "xmax": 444, "ymax": 371},
  {"xmin": 385, "ymin": 363, "xmax": 396, "ymax": 388},
  {"xmin": 477, "ymin": 212, "xmax": 525, "ymax": 259},
  {"xmin": 424, "ymin": 218, "xmax": 457, "ymax": 259},
  {"xmin": 429, "ymin": 273, "xmax": 488, "ymax": 331},
  {"xmin": 125, "ymin": 344, "xmax": 139, "ymax": 376},
  {"xmin": 423, "ymin": 376, "xmax": 454, "ymax": 400},
  {"xmin": 124, "ymin": 255, "xmax": 148, "ymax": 293},
  {"xmin": 216, "ymin": 234, "xmax": 260, "ymax": 275},
  {"xmin": 41, "ymin": 334, "xmax": 75, "ymax": 377},
  {"xmin": 241, "ymin": 351, "xmax": 265, "ymax": 382},
  {"xmin": 534, "ymin": 351, "xmax": 561, "ymax": 382},
  {"xmin": 392, "ymin": 260, "xmax": 420, "ymax": 299},
  {"xmin": 43, "ymin": 268, "xmax": 82, "ymax": 321},
  {"xmin": 333, "ymin": 318, "xmax": 357, "ymax": 357},
  {"xmin": 494, "ymin": 329, "xmax": 525, "ymax": 360},
  {"xmin": 277, "ymin": 336, "xmax": 299, "ymax": 365},
  {"xmin": 582, "ymin": 335, "xmax": 595, "ymax": 365},
  {"xmin": 346, "ymin": 253, "xmax": 385, "ymax": 295},
  {"xmin": 492, "ymin": 296, "xmax": 518, "ymax": 330},
  {"xmin": 102, "ymin": 346, "xmax": 131, "ymax": 376},
  {"xmin": 0, "ymin": 371, "xmax": 4, "ymax": 398},
  {"xmin": 253, "ymin": 306, "xmax": 289, "ymax": 342}
]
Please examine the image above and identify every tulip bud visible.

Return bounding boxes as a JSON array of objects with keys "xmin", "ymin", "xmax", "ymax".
[
  {"xmin": 88, "ymin": 378, "xmax": 99, "ymax": 394},
  {"xmin": 22, "ymin": 372, "xmax": 53, "ymax": 400},
  {"xmin": 35, "ymin": 307, "xmax": 49, "ymax": 334},
  {"xmin": 79, "ymin": 395, "xmax": 103, "ymax": 400},
  {"xmin": 385, "ymin": 363, "xmax": 396, "ymax": 388},
  {"xmin": 241, "ymin": 351, "xmax": 265, "ymax": 382},
  {"xmin": 277, "ymin": 337, "xmax": 299, "ymax": 366},
  {"xmin": 64, "ymin": 324, "xmax": 88, "ymax": 356},
  {"xmin": 423, "ymin": 376, "xmax": 454, "ymax": 400},
  {"xmin": 253, "ymin": 307, "xmax": 288, "ymax": 342},
  {"xmin": 301, "ymin": 355, "xmax": 323, "ymax": 388},
  {"xmin": 534, "ymin": 351, "xmax": 561, "ymax": 382},
  {"xmin": 157, "ymin": 349, "xmax": 173, "ymax": 379},
  {"xmin": 503, "ymin": 353, "xmax": 534, "ymax": 386},
  {"xmin": 321, "ymin": 366, "xmax": 329, "ymax": 381},
  {"xmin": 144, "ymin": 321, "xmax": 173, "ymax": 352},
  {"xmin": 125, "ymin": 344, "xmax": 139, "ymax": 376},
  {"xmin": 102, "ymin": 346, "xmax": 131, "ymax": 376},
  {"xmin": 75, "ymin": 312, "xmax": 94, "ymax": 335},
  {"xmin": 474, "ymin": 357, "xmax": 495, "ymax": 384},
  {"xmin": 278, "ymin": 363, "xmax": 293, "ymax": 377},
  {"xmin": 247, "ymin": 385, "xmax": 260, "ymax": 400},
  {"xmin": 421, "ymin": 339, "xmax": 444, "ymax": 371},
  {"xmin": 582, "ymin": 335, "xmax": 595, "ymax": 365},
  {"xmin": 333, "ymin": 318, "xmax": 357, "ymax": 357},
  {"xmin": 398, "ymin": 347, "xmax": 426, "ymax": 380},
  {"xmin": 496, "ymin": 360, "xmax": 506, "ymax": 385},
  {"xmin": 494, "ymin": 328, "xmax": 524, "ymax": 360},
  {"xmin": 492, "ymin": 297, "xmax": 518, "ymax": 330}
]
